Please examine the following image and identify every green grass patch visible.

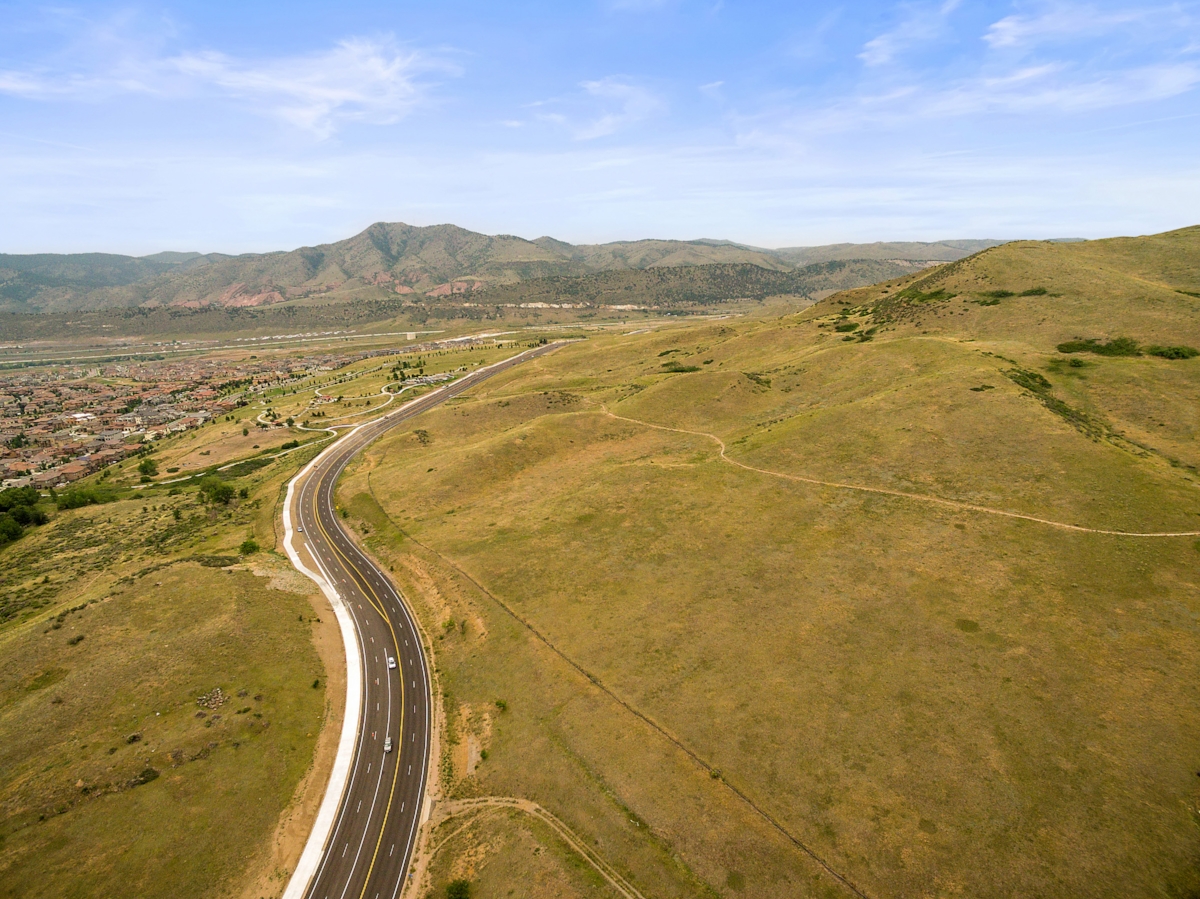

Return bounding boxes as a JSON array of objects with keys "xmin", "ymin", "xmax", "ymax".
[
  {"xmin": 895, "ymin": 286, "xmax": 956, "ymax": 302},
  {"xmin": 1057, "ymin": 337, "xmax": 1142, "ymax": 356}
]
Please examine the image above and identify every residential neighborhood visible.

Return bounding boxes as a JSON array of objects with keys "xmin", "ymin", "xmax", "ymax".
[{"xmin": 0, "ymin": 348, "xmax": 395, "ymax": 488}]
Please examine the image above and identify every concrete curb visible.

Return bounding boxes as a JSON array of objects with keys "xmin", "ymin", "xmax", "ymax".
[
  {"xmin": 279, "ymin": 344, "xmax": 562, "ymax": 899},
  {"xmin": 280, "ymin": 445, "xmax": 364, "ymax": 899}
]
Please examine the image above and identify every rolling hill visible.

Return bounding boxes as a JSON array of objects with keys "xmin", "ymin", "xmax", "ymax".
[
  {"xmin": 334, "ymin": 224, "xmax": 1200, "ymax": 898},
  {"xmin": 0, "ymin": 222, "xmax": 1002, "ymax": 314}
]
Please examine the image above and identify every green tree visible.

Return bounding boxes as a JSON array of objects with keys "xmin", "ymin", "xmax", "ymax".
[
  {"xmin": 138, "ymin": 458, "xmax": 159, "ymax": 477},
  {"xmin": 0, "ymin": 515, "xmax": 23, "ymax": 543},
  {"xmin": 198, "ymin": 477, "xmax": 235, "ymax": 505},
  {"xmin": 239, "ymin": 538, "xmax": 259, "ymax": 555}
]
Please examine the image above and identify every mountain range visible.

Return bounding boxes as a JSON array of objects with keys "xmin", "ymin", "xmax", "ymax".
[{"xmin": 0, "ymin": 222, "xmax": 1005, "ymax": 314}]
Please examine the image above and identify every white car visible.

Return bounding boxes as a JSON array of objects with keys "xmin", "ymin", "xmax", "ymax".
[
  {"xmin": 383, "ymin": 737, "xmax": 392, "ymax": 753},
  {"xmin": 387, "ymin": 657, "xmax": 397, "ymax": 669}
]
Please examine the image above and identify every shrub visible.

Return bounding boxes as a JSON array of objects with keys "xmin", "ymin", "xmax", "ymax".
[
  {"xmin": 0, "ymin": 486, "xmax": 40, "ymax": 511},
  {"xmin": 1020, "ymin": 287, "xmax": 1049, "ymax": 296},
  {"xmin": 1004, "ymin": 368, "xmax": 1051, "ymax": 393},
  {"xmin": 834, "ymin": 322, "xmax": 859, "ymax": 332},
  {"xmin": 198, "ymin": 477, "xmax": 235, "ymax": 506},
  {"xmin": 9, "ymin": 505, "xmax": 46, "ymax": 526},
  {"xmin": 0, "ymin": 515, "xmax": 23, "ymax": 543},
  {"xmin": 661, "ymin": 362, "xmax": 700, "ymax": 373},
  {"xmin": 1057, "ymin": 337, "xmax": 1141, "ymax": 356},
  {"xmin": 1145, "ymin": 344, "xmax": 1199, "ymax": 359},
  {"xmin": 895, "ymin": 286, "xmax": 956, "ymax": 302},
  {"xmin": 56, "ymin": 488, "xmax": 115, "ymax": 510},
  {"xmin": 981, "ymin": 289, "xmax": 1014, "ymax": 298},
  {"xmin": 239, "ymin": 538, "xmax": 259, "ymax": 555},
  {"xmin": 447, "ymin": 880, "xmax": 471, "ymax": 899}
]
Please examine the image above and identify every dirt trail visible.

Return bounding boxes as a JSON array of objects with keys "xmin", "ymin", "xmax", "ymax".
[
  {"xmin": 602, "ymin": 408, "xmax": 1200, "ymax": 538},
  {"xmin": 410, "ymin": 796, "xmax": 647, "ymax": 899}
]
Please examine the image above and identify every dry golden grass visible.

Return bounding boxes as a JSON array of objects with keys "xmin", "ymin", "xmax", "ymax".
[{"xmin": 338, "ymin": 229, "xmax": 1200, "ymax": 898}]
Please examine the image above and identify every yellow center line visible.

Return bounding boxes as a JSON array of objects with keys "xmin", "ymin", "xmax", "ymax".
[{"xmin": 307, "ymin": 456, "xmax": 411, "ymax": 898}]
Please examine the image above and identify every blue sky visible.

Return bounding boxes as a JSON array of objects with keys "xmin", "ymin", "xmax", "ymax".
[{"xmin": 1, "ymin": 1, "xmax": 1198, "ymax": 253}]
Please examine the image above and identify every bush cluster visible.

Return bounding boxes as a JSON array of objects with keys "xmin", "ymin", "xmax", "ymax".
[
  {"xmin": 1057, "ymin": 337, "xmax": 1198, "ymax": 359},
  {"xmin": 0, "ymin": 486, "xmax": 46, "ymax": 544},
  {"xmin": 198, "ymin": 477, "xmax": 235, "ymax": 505},
  {"xmin": 56, "ymin": 487, "xmax": 116, "ymax": 510}
]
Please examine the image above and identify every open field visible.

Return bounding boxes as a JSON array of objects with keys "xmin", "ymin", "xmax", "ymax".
[
  {"xmin": 336, "ymin": 230, "xmax": 1200, "ymax": 897},
  {"xmin": 0, "ymin": 384, "xmax": 344, "ymax": 899}
]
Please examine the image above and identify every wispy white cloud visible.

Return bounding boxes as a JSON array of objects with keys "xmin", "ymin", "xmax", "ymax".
[
  {"xmin": 570, "ymin": 77, "xmax": 664, "ymax": 139},
  {"xmin": 985, "ymin": 3, "xmax": 1163, "ymax": 49},
  {"xmin": 933, "ymin": 60, "xmax": 1200, "ymax": 114},
  {"xmin": 0, "ymin": 34, "xmax": 453, "ymax": 137},
  {"xmin": 859, "ymin": 0, "xmax": 961, "ymax": 67},
  {"xmin": 172, "ymin": 39, "xmax": 448, "ymax": 136}
]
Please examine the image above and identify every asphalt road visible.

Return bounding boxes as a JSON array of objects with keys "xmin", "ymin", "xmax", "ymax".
[{"xmin": 288, "ymin": 342, "xmax": 561, "ymax": 899}]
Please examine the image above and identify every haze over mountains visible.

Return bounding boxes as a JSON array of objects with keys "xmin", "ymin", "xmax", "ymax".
[{"xmin": 0, "ymin": 222, "xmax": 1004, "ymax": 314}]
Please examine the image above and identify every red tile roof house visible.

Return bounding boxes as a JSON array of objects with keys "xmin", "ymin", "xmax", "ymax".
[
  {"xmin": 59, "ymin": 461, "xmax": 92, "ymax": 481},
  {"xmin": 32, "ymin": 469, "xmax": 63, "ymax": 487}
]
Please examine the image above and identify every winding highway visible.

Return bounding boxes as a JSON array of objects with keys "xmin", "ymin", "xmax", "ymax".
[{"xmin": 282, "ymin": 343, "xmax": 562, "ymax": 899}]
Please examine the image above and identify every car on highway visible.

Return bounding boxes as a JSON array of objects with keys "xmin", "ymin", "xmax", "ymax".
[
  {"xmin": 383, "ymin": 737, "xmax": 392, "ymax": 753},
  {"xmin": 388, "ymin": 657, "xmax": 397, "ymax": 669}
]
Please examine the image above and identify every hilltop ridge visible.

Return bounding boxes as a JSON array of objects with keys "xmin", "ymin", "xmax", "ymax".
[{"xmin": 0, "ymin": 222, "xmax": 1003, "ymax": 314}]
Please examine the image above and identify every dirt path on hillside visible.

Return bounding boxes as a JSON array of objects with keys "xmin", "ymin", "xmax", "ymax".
[
  {"xmin": 407, "ymin": 796, "xmax": 647, "ymax": 899},
  {"xmin": 602, "ymin": 408, "xmax": 1200, "ymax": 538}
]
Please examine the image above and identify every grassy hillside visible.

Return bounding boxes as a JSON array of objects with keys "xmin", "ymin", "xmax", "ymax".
[
  {"xmin": 0, "ymin": 260, "xmax": 916, "ymax": 342},
  {"xmin": 774, "ymin": 238, "xmax": 1004, "ymax": 266},
  {"xmin": 0, "ymin": 394, "xmax": 343, "ymax": 899},
  {"xmin": 334, "ymin": 227, "xmax": 1200, "ymax": 898},
  {"xmin": 0, "ymin": 222, "xmax": 995, "ymax": 314},
  {"xmin": 477, "ymin": 259, "xmax": 926, "ymax": 308}
]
